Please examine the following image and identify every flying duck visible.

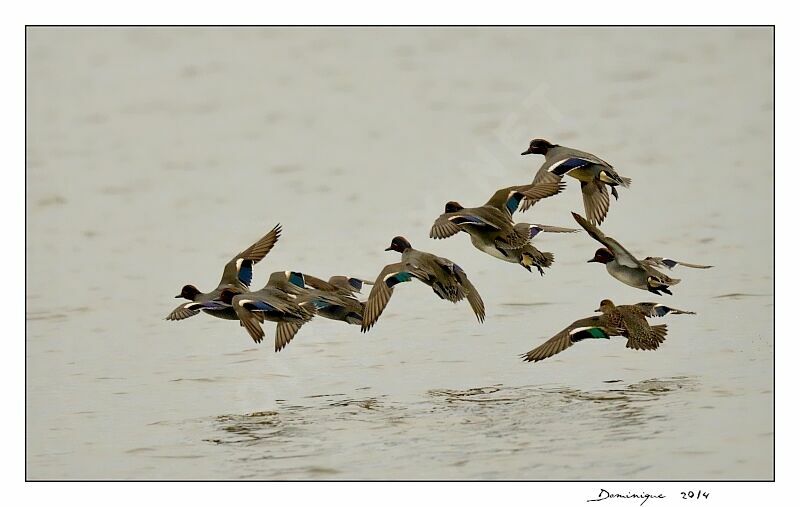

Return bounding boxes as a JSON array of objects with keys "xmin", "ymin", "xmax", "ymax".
[
  {"xmin": 166, "ymin": 224, "xmax": 282, "ymax": 321},
  {"xmin": 521, "ymin": 139, "xmax": 631, "ymax": 224},
  {"xmin": 522, "ymin": 299, "xmax": 695, "ymax": 363},
  {"xmin": 361, "ymin": 236, "xmax": 485, "ymax": 332}
]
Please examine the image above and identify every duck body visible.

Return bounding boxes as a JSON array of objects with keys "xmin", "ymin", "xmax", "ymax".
[
  {"xmin": 605, "ymin": 260, "xmax": 675, "ymax": 293},
  {"xmin": 289, "ymin": 273, "xmax": 367, "ymax": 325},
  {"xmin": 361, "ymin": 236, "xmax": 485, "ymax": 332},
  {"xmin": 430, "ymin": 182, "xmax": 572, "ymax": 274},
  {"xmin": 463, "ymin": 222, "xmax": 556, "ymax": 274},
  {"xmin": 522, "ymin": 299, "xmax": 695, "ymax": 363},
  {"xmin": 194, "ymin": 288, "xmax": 242, "ymax": 321},
  {"xmin": 573, "ymin": 212, "xmax": 686, "ymax": 295},
  {"xmin": 221, "ymin": 285, "xmax": 317, "ymax": 352},
  {"xmin": 521, "ymin": 139, "xmax": 630, "ymax": 224},
  {"xmin": 313, "ymin": 297, "xmax": 365, "ymax": 325}
]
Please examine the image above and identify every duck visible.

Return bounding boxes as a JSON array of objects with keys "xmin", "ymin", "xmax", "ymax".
[
  {"xmin": 430, "ymin": 181, "xmax": 575, "ymax": 274},
  {"xmin": 165, "ymin": 224, "xmax": 282, "ymax": 321},
  {"xmin": 219, "ymin": 285, "xmax": 317, "ymax": 352},
  {"xmin": 325, "ymin": 276, "xmax": 374, "ymax": 296},
  {"xmin": 572, "ymin": 212, "xmax": 710, "ymax": 295},
  {"xmin": 361, "ymin": 236, "xmax": 485, "ymax": 332},
  {"xmin": 521, "ymin": 139, "xmax": 631, "ymax": 224},
  {"xmin": 521, "ymin": 299, "xmax": 695, "ymax": 363},
  {"xmin": 271, "ymin": 271, "xmax": 368, "ymax": 326}
]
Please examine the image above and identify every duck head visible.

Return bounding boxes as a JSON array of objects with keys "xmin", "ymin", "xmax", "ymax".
[
  {"xmin": 588, "ymin": 247, "xmax": 615, "ymax": 264},
  {"xmin": 385, "ymin": 236, "xmax": 412, "ymax": 253},
  {"xmin": 521, "ymin": 138, "xmax": 556, "ymax": 156},
  {"xmin": 445, "ymin": 201, "xmax": 464, "ymax": 213},
  {"xmin": 595, "ymin": 299, "xmax": 616, "ymax": 313},
  {"xmin": 176, "ymin": 284, "xmax": 201, "ymax": 300}
]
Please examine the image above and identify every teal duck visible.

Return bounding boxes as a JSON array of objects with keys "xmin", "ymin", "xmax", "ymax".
[
  {"xmin": 361, "ymin": 236, "xmax": 485, "ymax": 332},
  {"xmin": 521, "ymin": 139, "xmax": 631, "ymax": 224},
  {"xmin": 573, "ymin": 213, "xmax": 710, "ymax": 295},
  {"xmin": 430, "ymin": 181, "xmax": 574, "ymax": 274},
  {"xmin": 272, "ymin": 271, "xmax": 367, "ymax": 326},
  {"xmin": 166, "ymin": 224, "xmax": 281, "ymax": 321},
  {"xmin": 522, "ymin": 299, "xmax": 695, "ymax": 363}
]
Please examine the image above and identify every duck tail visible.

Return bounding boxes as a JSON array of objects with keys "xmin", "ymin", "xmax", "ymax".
[{"xmin": 619, "ymin": 175, "xmax": 632, "ymax": 188}]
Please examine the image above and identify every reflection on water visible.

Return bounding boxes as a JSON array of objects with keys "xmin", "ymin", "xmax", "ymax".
[{"xmin": 180, "ymin": 377, "xmax": 700, "ymax": 479}]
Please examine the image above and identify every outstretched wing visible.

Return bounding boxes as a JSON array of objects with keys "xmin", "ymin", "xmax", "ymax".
[
  {"xmin": 531, "ymin": 223, "xmax": 579, "ymax": 235},
  {"xmin": 580, "ymin": 181, "xmax": 611, "ymax": 225},
  {"xmin": 361, "ymin": 263, "xmax": 416, "ymax": 332},
  {"xmin": 165, "ymin": 300, "xmax": 229, "ymax": 321},
  {"xmin": 301, "ymin": 274, "xmax": 339, "ymax": 292},
  {"xmin": 521, "ymin": 316, "xmax": 610, "ymax": 363},
  {"xmin": 275, "ymin": 321, "xmax": 305, "ymax": 352},
  {"xmin": 230, "ymin": 292, "xmax": 305, "ymax": 344},
  {"xmin": 490, "ymin": 181, "xmax": 564, "ymax": 215},
  {"xmin": 232, "ymin": 303, "xmax": 266, "ymax": 344},
  {"xmin": 641, "ymin": 257, "xmax": 713, "ymax": 270},
  {"xmin": 533, "ymin": 163, "xmax": 564, "ymax": 185},
  {"xmin": 572, "ymin": 212, "xmax": 640, "ymax": 268},
  {"xmin": 219, "ymin": 224, "xmax": 282, "ymax": 287},
  {"xmin": 452, "ymin": 264, "xmax": 485, "ymax": 323},
  {"xmin": 430, "ymin": 213, "xmax": 465, "ymax": 239},
  {"xmin": 520, "ymin": 164, "xmax": 564, "ymax": 212},
  {"xmin": 626, "ymin": 303, "xmax": 696, "ymax": 317}
]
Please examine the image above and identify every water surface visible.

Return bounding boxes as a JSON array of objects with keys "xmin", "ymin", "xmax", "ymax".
[{"xmin": 26, "ymin": 27, "xmax": 773, "ymax": 480}]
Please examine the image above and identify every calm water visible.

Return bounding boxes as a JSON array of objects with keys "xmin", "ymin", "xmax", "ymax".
[{"xmin": 26, "ymin": 27, "xmax": 773, "ymax": 480}]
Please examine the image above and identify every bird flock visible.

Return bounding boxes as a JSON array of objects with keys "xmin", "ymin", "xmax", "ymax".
[{"xmin": 167, "ymin": 139, "xmax": 711, "ymax": 363}]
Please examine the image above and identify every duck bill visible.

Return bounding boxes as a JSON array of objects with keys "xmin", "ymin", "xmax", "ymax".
[
  {"xmin": 174, "ymin": 294, "xmax": 182, "ymax": 298},
  {"xmin": 587, "ymin": 259, "xmax": 599, "ymax": 263},
  {"xmin": 384, "ymin": 246, "xmax": 393, "ymax": 251},
  {"xmin": 521, "ymin": 148, "xmax": 533, "ymax": 155}
]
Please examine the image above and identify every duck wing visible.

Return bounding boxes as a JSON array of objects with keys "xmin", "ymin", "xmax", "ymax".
[
  {"xmin": 275, "ymin": 321, "xmax": 306, "ymax": 352},
  {"xmin": 521, "ymin": 316, "xmax": 612, "ymax": 363},
  {"xmin": 492, "ymin": 223, "xmax": 532, "ymax": 250},
  {"xmin": 552, "ymin": 146, "xmax": 614, "ymax": 168},
  {"xmin": 219, "ymin": 224, "xmax": 282, "ymax": 287},
  {"xmin": 641, "ymin": 257, "xmax": 713, "ymax": 270},
  {"xmin": 520, "ymin": 163, "xmax": 564, "ymax": 212},
  {"xmin": 361, "ymin": 262, "xmax": 416, "ymax": 332},
  {"xmin": 579, "ymin": 181, "xmax": 611, "ymax": 225},
  {"xmin": 425, "ymin": 256, "xmax": 468, "ymax": 303},
  {"xmin": 230, "ymin": 301, "xmax": 265, "ymax": 344},
  {"xmin": 301, "ymin": 274, "xmax": 339, "ymax": 292},
  {"xmin": 625, "ymin": 303, "xmax": 696, "ymax": 317},
  {"xmin": 231, "ymin": 290, "xmax": 310, "ymax": 344},
  {"xmin": 430, "ymin": 212, "xmax": 467, "ymax": 239},
  {"xmin": 486, "ymin": 182, "xmax": 564, "ymax": 216},
  {"xmin": 519, "ymin": 223, "xmax": 580, "ymax": 240},
  {"xmin": 451, "ymin": 264, "xmax": 485, "ymax": 323},
  {"xmin": 572, "ymin": 212, "xmax": 640, "ymax": 268},
  {"xmin": 530, "ymin": 224, "xmax": 580, "ymax": 236},
  {"xmin": 165, "ymin": 300, "xmax": 232, "ymax": 320}
]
